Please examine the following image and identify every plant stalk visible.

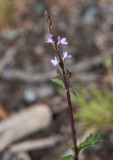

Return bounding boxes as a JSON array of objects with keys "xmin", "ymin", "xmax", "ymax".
[
  {"xmin": 66, "ymin": 90, "xmax": 78, "ymax": 160},
  {"xmin": 55, "ymin": 37, "xmax": 78, "ymax": 160},
  {"xmin": 62, "ymin": 67, "xmax": 79, "ymax": 160},
  {"xmin": 44, "ymin": 10, "xmax": 78, "ymax": 159}
]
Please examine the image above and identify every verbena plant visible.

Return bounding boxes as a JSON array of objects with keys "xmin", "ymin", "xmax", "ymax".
[{"xmin": 44, "ymin": 10, "xmax": 107, "ymax": 160}]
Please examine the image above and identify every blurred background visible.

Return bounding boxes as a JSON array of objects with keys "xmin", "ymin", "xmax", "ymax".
[{"xmin": 0, "ymin": 0, "xmax": 113, "ymax": 160}]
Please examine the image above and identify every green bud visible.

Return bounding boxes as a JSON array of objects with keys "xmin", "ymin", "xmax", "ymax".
[
  {"xmin": 44, "ymin": 10, "xmax": 52, "ymax": 27},
  {"xmin": 44, "ymin": 10, "xmax": 48, "ymax": 17},
  {"xmin": 56, "ymin": 69, "xmax": 62, "ymax": 77},
  {"xmin": 66, "ymin": 69, "xmax": 71, "ymax": 78}
]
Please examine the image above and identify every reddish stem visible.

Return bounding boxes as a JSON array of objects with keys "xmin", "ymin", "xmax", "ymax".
[
  {"xmin": 62, "ymin": 67, "xmax": 78, "ymax": 160},
  {"xmin": 51, "ymin": 29, "xmax": 79, "ymax": 160},
  {"xmin": 56, "ymin": 48, "xmax": 78, "ymax": 159}
]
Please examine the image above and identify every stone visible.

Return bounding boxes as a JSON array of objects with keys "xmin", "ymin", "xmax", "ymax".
[
  {"xmin": 2, "ymin": 68, "xmax": 13, "ymax": 78},
  {"xmin": 38, "ymin": 85, "xmax": 55, "ymax": 98},
  {"xmin": 2, "ymin": 152, "xmax": 11, "ymax": 160},
  {"xmin": 34, "ymin": 3, "xmax": 45, "ymax": 16},
  {"xmin": 83, "ymin": 7, "xmax": 98, "ymax": 24},
  {"xmin": 104, "ymin": 3, "xmax": 113, "ymax": 13},
  {"xmin": 0, "ymin": 105, "xmax": 52, "ymax": 151},
  {"xmin": 4, "ymin": 29, "xmax": 20, "ymax": 41},
  {"xmin": 24, "ymin": 88, "xmax": 37, "ymax": 103}
]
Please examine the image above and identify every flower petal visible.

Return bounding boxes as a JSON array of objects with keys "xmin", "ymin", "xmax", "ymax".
[
  {"xmin": 57, "ymin": 36, "xmax": 61, "ymax": 42},
  {"xmin": 57, "ymin": 36, "xmax": 68, "ymax": 45},
  {"xmin": 63, "ymin": 51, "xmax": 72, "ymax": 60},
  {"xmin": 45, "ymin": 34, "xmax": 53, "ymax": 43},
  {"xmin": 50, "ymin": 56, "xmax": 59, "ymax": 66},
  {"xmin": 48, "ymin": 34, "xmax": 53, "ymax": 38},
  {"xmin": 61, "ymin": 38, "xmax": 66, "ymax": 42},
  {"xmin": 67, "ymin": 55, "xmax": 72, "ymax": 58},
  {"xmin": 61, "ymin": 38, "xmax": 68, "ymax": 45},
  {"xmin": 63, "ymin": 51, "xmax": 68, "ymax": 59}
]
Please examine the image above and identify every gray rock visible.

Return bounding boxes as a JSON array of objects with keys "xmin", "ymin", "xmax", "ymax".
[
  {"xmin": 24, "ymin": 89, "xmax": 37, "ymax": 103},
  {"xmin": 83, "ymin": 7, "xmax": 98, "ymax": 24},
  {"xmin": 105, "ymin": 3, "xmax": 113, "ymax": 13},
  {"xmin": 2, "ymin": 68, "xmax": 13, "ymax": 78},
  {"xmin": 2, "ymin": 152, "xmax": 11, "ymax": 160},
  {"xmin": 4, "ymin": 29, "xmax": 20, "ymax": 41},
  {"xmin": 38, "ymin": 85, "xmax": 55, "ymax": 98},
  {"xmin": 0, "ymin": 105, "xmax": 52, "ymax": 151},
  {"xmin": 34, "ymin": 3, "xmax": 45, "ymax": 16}
]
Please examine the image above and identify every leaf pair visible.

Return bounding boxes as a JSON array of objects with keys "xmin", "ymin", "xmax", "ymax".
[
  {"xmin": 51, "ymin": 79, "xmax": 77, "ymax": 98},
  {"xmin": 59, "ymin": 155, "xmax": 74, "ymax": 160},
  {"xmin": 58, "ymin": 134, "xmax": 107, "ymax": 160},
  {"xmin": 78, "ymin": 133, "xmax": 108, "ymax": 154}
]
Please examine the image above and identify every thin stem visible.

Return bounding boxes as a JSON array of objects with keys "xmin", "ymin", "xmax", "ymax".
[
  {"xmin": 45, "ymin": 10, "xmax": 78, "ymax": 159},
  {"xmin": 57, "ymin": 64, "xmax": 78, "ymax": 160},
  {"xmin": 63, "ymin": 67, "xmax": 78, "ymax": 160},
  {"xmin": 55, "ymin": 37, "xmax": 78, "ymax": 160},
  {"xmin": 66, "ymin": 90, "xmax": 78, "ymax": 160},
  {"xmin": 56, "ymin": 46, "xmax": 62, "ymax": 63}
]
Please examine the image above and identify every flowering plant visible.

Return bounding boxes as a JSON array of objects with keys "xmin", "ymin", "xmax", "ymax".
[{"xmin": 44, "ymin": 10, "xmax": 107, "ymax": 160}]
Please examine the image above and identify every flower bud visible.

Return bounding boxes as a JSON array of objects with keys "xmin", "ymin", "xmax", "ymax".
[
  {"xmin": 56, "ymin": 69, "xmax": 62, "ymax": 77},
  {"xmin": 44, "ymin": 10, "xmax": 48, "ymax": 17},
  {"xmin": 44, "ymin": 10, "xmax": 49, "ymax": 23},
  {"xmin": 48, "ymin": 18, "xmax": 52, "ymax": 26},
  {"xmin": 44, "ymin": 10, "xmax": 52, "ymax": 27}
]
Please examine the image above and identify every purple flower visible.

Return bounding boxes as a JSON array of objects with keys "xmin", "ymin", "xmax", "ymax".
[
  {"xmin": 50, "ymin": 56, "xmax": 59, "ymax": 66},
  {"xmin": 57, "ymin": 36, "xmax": 68, "ymax": 45},
  {"xmin": 45, "ymin": 34, "xmax": 53, "ymax": 43},
  {"xmin": 63, "ymin": 51, "xmax": 72, "ymax": 60}
]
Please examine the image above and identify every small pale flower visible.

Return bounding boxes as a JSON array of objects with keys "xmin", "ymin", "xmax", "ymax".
[
  {"xmin": 45, "ymin": 34, "xmax": 53, "ymax": 43},
  {"xmin": 50, "ymin": 56, "xmax": 59, "ymax": 66},
  {"xmin": 57, "ymin": 36, "xmax": 68, "ymax": 45},
  {"xmin": 63, "ymin": 51, "xmax": 72, "ymax": 60}
]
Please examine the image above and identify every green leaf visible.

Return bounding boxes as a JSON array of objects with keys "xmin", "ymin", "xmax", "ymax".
[
  {"xmin": 78, "ymin": 133, "xmax": 108, "ymax": 154},
  {"xmin": 69, "ymin": 88, "xmax": 78, "ymax": 99},
  {"xmin": 106, "ymin": 55, "xmax": 112, "ymax": 68},
  {"xmin": 51, "ymin": 79, "xmax": 77, "ymax": 99},
  {"xmin": 67, "ymin": 143, "xmax": 72, "ymax": 150},
  {"xmin": 51, "ymin": 78, "xmax": 65, "ymax": 88},
  {"xmin": 59, "ymin": 155, "xmax": 74, "ymax": 160}
]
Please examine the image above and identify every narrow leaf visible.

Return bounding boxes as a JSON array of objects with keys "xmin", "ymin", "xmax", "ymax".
[
  {"xmin": 78, "ymin": 133, "xmax": 107, "ymax": 154},
  {"xmin": 69, "ymin": 88, "xmax": 78, "ymax": 99},
  {"xmin": 67, "ymin": 143, "xmax": 72, "ymax": 150},
  {"xmin": 51, "ymin": 79, "xmax": 65, "ymax": 88},
  {"xmin": 59, "ymin": 155, "xmax": 74, "ymax": 160}
]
